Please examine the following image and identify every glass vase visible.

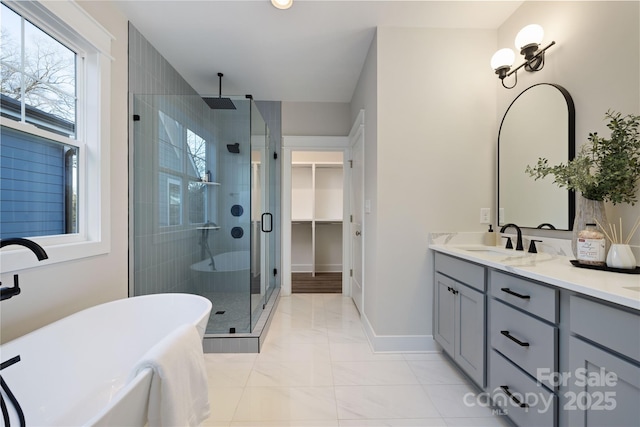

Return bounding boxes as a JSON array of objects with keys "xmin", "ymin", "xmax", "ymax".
[{"xmin": 572, "ymin": 195, "xmax": 609, "ymax": 258}]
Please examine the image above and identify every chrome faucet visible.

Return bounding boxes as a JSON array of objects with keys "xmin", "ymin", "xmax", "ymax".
[
  {"xmin": 499, "ymin": 223, "xmax": 524, "ymax": 251},
  {"xmin": 0, "ymin": 238, "xmax": 49, "ymax": 301}
]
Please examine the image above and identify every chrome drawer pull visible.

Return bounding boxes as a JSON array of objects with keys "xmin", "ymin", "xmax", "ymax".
[
  {"xmin": 500, "ymin": 385, "xmax": 529, "ymax": 408},
  {"xmin": 501, "ymin": 330, "xmax": 530, "ymax": 347},
  {"xmin": 500, "ymin": 287, "xmax": 530, "ymax": 299}
]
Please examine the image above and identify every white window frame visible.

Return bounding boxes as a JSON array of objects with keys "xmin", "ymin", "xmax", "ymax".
[{"xmin": 0, "ymin": 0, "xmax": 114, "ymax": 272}]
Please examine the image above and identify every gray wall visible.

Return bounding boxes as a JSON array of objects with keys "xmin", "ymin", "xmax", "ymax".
[
  {"xmin": 496, "ymin": 1, "xmax": 640, "ymax": 260},
  {"xmin": 282, "ymin": 101, "xmax": 351, "ymax": 136},
  {"xmin": 351, "ymin": 27, "xmax": 496, "ymax": 348},
  {"xmin": 348, "ymin": 1, "xmax": 639, "ymax": 350}
]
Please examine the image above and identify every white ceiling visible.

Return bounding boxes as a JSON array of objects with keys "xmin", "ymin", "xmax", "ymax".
[{"xmin": 113, "ymin": 0, "xmax": 523, "ymax": 102}]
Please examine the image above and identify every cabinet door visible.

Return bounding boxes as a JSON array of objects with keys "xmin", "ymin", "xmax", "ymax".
[
  {"xmin": 434, "ymin": 273, "xmax": 456, "ymax": 356},
  {"xmin": 456, "ymin": 283, "xmax": 486, "ymax": 387},
  {"xmin": 567, "ymin": 336, "xmax": 640, "ymax": 427}
]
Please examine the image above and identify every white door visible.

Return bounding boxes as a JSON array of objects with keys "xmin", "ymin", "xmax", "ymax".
[{"xmin": 350, "ymin": 121, "xmax": 364, "ymax": 314}]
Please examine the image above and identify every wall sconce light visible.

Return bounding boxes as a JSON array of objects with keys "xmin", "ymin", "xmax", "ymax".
[
  {"xmin": 271, "ymin": 0, "xmax": 293, "ymax": 9},
  {"xmin": 491, "ymin": 24, "xmax": 556, "ymax": 89}
]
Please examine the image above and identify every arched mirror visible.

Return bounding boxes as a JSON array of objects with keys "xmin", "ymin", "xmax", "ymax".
[{"xmin": 498, "ymin": 83, "xmax": 575, "ymax": 230}]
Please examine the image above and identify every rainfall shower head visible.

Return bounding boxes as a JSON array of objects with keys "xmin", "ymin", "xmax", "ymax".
[{"xmin": 203, "ymin": 73, "xmax": 236, "ymax": 110}]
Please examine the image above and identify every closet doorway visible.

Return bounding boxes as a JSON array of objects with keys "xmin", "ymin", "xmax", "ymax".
[
  {"xmin": 291, "ymin": 151, "xmax": 343, "ymax": 293},
  {"xmin": 281, "ymin": 137, "xmax": 350, "ymax": 296}
]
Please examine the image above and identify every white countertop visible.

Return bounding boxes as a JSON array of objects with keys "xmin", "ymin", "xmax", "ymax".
[{"xmin": 429, "ymin": 242, "xmax": 640, "ymax": 311}]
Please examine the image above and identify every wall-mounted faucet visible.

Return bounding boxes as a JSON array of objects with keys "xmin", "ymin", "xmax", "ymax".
[
  {"xmin": 0, "ymin": 238, "xmax": 49, "ymax": 301},
  {"xmin": 0, "ymin": 238, "xmax": 44, "ymax": 425},
  {"xmin": 499, "ymin": 223, "xmax": 524, "ymax": 251}
]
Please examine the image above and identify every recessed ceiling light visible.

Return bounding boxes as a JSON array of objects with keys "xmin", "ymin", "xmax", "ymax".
[{"xmin": 271, "ymin": 0, "xmax": 293, "ymax": 10}]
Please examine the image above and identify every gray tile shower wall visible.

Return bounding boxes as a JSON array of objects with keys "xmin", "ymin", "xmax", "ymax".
[{"xmin": 129, "ymin": 24, "xmax": 204, "ymax": 296}]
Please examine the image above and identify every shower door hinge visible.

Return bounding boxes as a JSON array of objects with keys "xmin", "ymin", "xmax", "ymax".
[
  {"xmin": 350, "ymin": 269, "xmax": 353, "ymax": 277},
  {"xmin": 350, "ymin": 215, "xmax": 353, "ymax": 223},
  {"xmin": 349, "ymin": 160, "xmax": 353, "ymax": 168},
  {"xmin": 273, "ymin": 268, "xmax": 278, "ymax": 277},
  {"xmin": 133, "ymin": 114, "xmax": 140, "ymax": 121},
  {"xmin": 273, "ymin": 152, "xmax": 278, "ymax": 160}
]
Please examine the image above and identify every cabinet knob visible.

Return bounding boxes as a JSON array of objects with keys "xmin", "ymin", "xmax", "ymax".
[{"xmin": 355, "ymin": 231, "xmax": 361, "ymax": 236}]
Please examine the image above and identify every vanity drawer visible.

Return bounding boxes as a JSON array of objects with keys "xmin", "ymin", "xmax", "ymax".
[
  {"xmin": 570, "ymin": 295, "xmax": 640, "ymax": 363},
  {"xmin": 491, "ymin": 299, "xmax": 557, "ymax": 388},
  {"xmin": 490, "ymin": 270, "xmax": 558, "ymax": 323},
  {"xmin": 489, "ymin": 349, "xmax": 556, "ymax": 427},
  {"xmin": 435, "ymin": 252, "xmax": 485, "ymax": 292}
]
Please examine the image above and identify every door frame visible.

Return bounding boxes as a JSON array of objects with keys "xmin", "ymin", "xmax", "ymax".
[
  {"xmin": 281, "ymin": 136, "xmax": 350, "ymax": 296},
  {"xmin": 349, "ymin": 110, "xmax": 365, "ymax": 314}
]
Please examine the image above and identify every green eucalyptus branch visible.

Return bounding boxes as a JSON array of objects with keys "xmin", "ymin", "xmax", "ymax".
[{"xmin": 526, "ymin": 110, "xmax": 640, "ymax": 205}]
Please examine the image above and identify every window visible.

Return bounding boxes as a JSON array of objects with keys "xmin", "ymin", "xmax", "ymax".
[
  {"xmin": 1, "ymin": 3, "xmax": 77, "ymax": 135},
  {"xmin": 157, "ymin": 110, "xmax": 208, "ymax": 229},
  {"xmin": 1, "ymin": 3, "xmax": 79, "ymax": 239},
  {"xmin": 0, "ymin": 0, "xmax": 113, "ymax": 270}
]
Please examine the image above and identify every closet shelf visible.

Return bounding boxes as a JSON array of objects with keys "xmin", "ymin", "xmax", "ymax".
[{"xmin": 291, "ymin": 159, "xmax": 344, "ymax": 276}]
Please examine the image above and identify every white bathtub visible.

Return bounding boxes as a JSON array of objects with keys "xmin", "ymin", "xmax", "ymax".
[
  {"xmin": 0, "ymin": 293, "xmax": 212, "ymax": 426},
  {"xmin": 190, "ymin": 251, "xmax": 250, "ymax": 293}
]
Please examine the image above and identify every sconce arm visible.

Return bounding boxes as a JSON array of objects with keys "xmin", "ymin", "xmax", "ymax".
[{"xmin": 505, "ymin": 41, "xmax": 556, "ymax": 79}]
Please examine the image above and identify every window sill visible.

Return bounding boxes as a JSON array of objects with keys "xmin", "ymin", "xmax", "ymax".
[{"xmin": 0, "ymin": 239, "xmax": 110, "ymax": 274}]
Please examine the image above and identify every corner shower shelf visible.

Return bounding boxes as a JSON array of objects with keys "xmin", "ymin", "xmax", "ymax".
[
  {"xmin": 201, "ymin": 181, "xmax": 221, "ymax": 186},
  {"xmin": 196, "ymin": 226, "xmax": 221, "ymax": 230}
]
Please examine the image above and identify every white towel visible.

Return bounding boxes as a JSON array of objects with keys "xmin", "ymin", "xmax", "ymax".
[{"xmin": 129, "ymin": 324, "xmax": 211, "ymax": 427}]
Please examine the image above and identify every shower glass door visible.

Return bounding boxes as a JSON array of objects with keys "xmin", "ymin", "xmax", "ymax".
[
  {"xmin": 131, "ymin": 93, "xmax": 279, "ymax": 336},
  {"xmin": 250, "ymin": 101, "xmax": 268, "ymax": 330}
]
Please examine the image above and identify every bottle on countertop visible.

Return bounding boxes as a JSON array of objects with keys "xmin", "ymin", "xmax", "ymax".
[
  {"xmin": 484, "ymin": 224, "xmax": 495, "ymax": 246},
  {"xmin": 576, "ymin": 223, "xmax": 606, "ymax": 266}
]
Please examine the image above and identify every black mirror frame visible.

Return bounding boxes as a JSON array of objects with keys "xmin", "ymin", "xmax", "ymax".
[{"xmin": 497, "ymin": 82, "xmax": 576, "ymax": 230}]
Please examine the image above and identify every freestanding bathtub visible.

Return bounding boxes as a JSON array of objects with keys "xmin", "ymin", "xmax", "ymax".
[
  {"xmin": 190, "ymin": 250, "xmax": 250, "ymax": 293},
  {"xmin": 0, "ymin": 293, "xmax": 212, "ymax": 426}
]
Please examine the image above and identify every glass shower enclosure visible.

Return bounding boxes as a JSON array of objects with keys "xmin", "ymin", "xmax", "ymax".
[{"xmin": 130, "ymin": 94, "xmax": 279, "ymax": 335}]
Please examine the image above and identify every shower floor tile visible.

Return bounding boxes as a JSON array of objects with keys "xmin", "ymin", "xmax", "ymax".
[{"xmin": 201, "ymin": 292, "xmax": 254, "ymax": 334}]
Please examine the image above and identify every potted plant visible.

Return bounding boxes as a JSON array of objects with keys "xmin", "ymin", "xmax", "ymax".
[{"xmin": 526, "ymin": 110, "xmax": 640, "ymax": 258}]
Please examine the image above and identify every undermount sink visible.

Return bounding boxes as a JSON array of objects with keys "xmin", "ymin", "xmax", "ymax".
[
  {"xmin": 450, "ymin": 245, "xmax": 555, "ymax": 265},
  {"xmin": 459, "ymin": 245, "xmax": 530, "ymax": 257}
]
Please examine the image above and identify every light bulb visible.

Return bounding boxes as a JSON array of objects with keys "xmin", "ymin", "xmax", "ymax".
[
  {"xmin": 271, "ymin": 0, "xmax": 293, "ymax": 10},
  {"xmin": 515, "ymin": 24, "xmax": 544, "ymax": 50},
  {"xmin": 491, "ymin": 48, "xmax": 515, "ymax": 71}
]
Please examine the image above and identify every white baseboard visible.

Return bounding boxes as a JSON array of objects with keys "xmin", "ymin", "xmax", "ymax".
[
  {"xmin": 315, "ymin": 264, "xmax": 342, "ymax": 273},
  {"xmin": 361, "ymin": 312, "xmax": 440, "ymax": 353},
  {"xmin": 292, "ymin": 264, "xmax": 342, "ymax": 273},
  {"xmin": 291, "ymin": 264, "xmax": 312, "ymax": 273}
]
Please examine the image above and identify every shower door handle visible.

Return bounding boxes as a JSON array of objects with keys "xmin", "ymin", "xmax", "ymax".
[{"xmin": 261, "ymin": 213, "xmax": 273, "ymax": 233}]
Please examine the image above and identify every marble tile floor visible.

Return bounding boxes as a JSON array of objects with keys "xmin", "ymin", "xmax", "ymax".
[{"xmin": 202, "ymin": 294, "xmax": 511, "ymax": 427}]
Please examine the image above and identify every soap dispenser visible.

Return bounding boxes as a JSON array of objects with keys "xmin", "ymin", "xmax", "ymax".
[{"xmin": 484, "ymin": 224, "xmax": 495, "ymax": 246}]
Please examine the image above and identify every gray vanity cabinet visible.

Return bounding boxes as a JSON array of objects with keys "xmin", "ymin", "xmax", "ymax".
[
  {"xmin": 434, "ymin": 253, "xmax": 486, "ymax": 388},
  {"xmin": 487, "ymin": 270, "xmax": 559, "ymax": 427},
  {"xmin": 432, "ymin": 248, "xmax": 640, "ymax": 427},
  {"xmin": 567, "ymin": 296, "xmax": 640, "ymax": 427}
]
